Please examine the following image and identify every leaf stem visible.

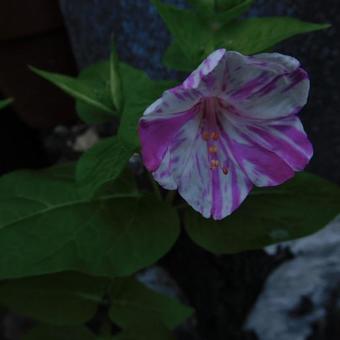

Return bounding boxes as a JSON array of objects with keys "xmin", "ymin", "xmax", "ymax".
[
  {"xmin": 165, "ymin": 190, "xmax": 177, "ymax": 205},
  {"xmin": 148, "ymin": 172, "xmax": 162, "ymax": 200}
]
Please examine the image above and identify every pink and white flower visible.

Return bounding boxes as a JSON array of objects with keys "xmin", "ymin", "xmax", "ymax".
[{"xmin": 138, "ymin": 49, "xmax": 313, "ymax": 220}]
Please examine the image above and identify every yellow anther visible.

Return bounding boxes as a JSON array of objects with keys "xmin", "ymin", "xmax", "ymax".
[
  {"xmin": 208, "ymin": 145, "xmax": 218, "ymax": 154},
  {"xmin": 202, "ymin": 131, "xmax": 210, "ymax": 141},
  {"xmin": 210, "ymin": 159, "xmax": 219, "ymax": 170},
  {"xmin": 211, "ymin": 131, "xmax": 220, "ymax": 140}
]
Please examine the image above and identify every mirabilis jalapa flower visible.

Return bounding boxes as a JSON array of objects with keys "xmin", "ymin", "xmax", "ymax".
[{"xmin": 138, "ymin": 49, "xmax": 313, "ymax": 220}]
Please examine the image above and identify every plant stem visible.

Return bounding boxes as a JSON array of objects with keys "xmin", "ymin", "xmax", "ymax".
[
  {"xmin": 148, "ymin": 172, "xmax": 162, "ymax": 200},
  {"xmin": 165, "ymin": 190, "xmax": 177, "ymax": 204}
]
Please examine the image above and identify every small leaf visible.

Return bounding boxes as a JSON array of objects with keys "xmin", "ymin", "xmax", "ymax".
[
  {"xmin": 186, "ymin": 0, "xmax": 214, "ymax": 13},
  {"xmin": 0, "ymin": 164, "xmax": 180, "ymax": 279},
  {"xmin": 0, "ymin": 272, "xmax": 109, "ymax": 325},
  {"xmin": 109, "ymin": 278, "xmax": 193, "ymax": 330},
  {"xmin": 215, "ymin": 0, "xmax": 248, "ymax": 11},
  {"xmin": 213, "ymin": 0, "xmax": 253, "ymax": 23},
  {"xmin": 22, "ymin": 325, "xmax": 96, "ymax": 340},
  {"xmin": 76, "ymin": 136, "xmax": 135, "ymax": 197},
  {"xmin": 0, "ymin": 98, "xmax": 13, "ymax": 110},
  {"xmin": 152, "ymin": 0, "xmax": 208, "ymax": 61},
  {"xmin": 118, "ymin": 63, "xmax": 175, "ymax": 149},
  {"xmin": 189, "ymin": 0, "xmax": 253, "ymax": 23},
  {"xmin": 30, "ymin": 65, "xmax": 115, "ymax": 124},
  {"xmin": 185, "ymin": 173, "xmax": 340, "ymax": 254},
  {"xmin": 164, "ymin": 40, "xmax": 197, "ymax": 72},
  {"xmin": 215, "ymin": 17, "xmax": 330, "ymax": 55},
  {"xmin": 110, "ymin": 43, "xmax": 124, "ymax": 112}
]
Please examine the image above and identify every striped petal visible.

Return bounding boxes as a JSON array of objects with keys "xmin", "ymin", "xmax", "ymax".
[
  {"xmin": 218, "ymin": 109, "xmax": 312, "ymax": 187},
  {"xmin": 153, "ymin": 112, "xmax": 253, "ymax": 220},
  {"xmin": 243, "ymin": 116, "xmax": 313, "ymax": 171},
  {"xmin": 140, "ymin": 82, "xmax": 203, "ymax": 171},
  {"xmin": 182, "ymin": 48, "xmax": 228, "ymax": 96},
  {"xmin": 219, "ymin": 51, "xmax": 310, "ymax": 120},
  {"xmin": 139, "ymin": 108, "xmax": 198, "ymax": 171}
]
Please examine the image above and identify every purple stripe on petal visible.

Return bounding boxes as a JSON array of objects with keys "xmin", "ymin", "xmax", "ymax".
[
  {"xmin": 221, "ymin": 128, "xmax": 294, "ymax": 187},
  {"xmin": 247, "ymin": 120, "xmax": 313, "ymax": 171},
  {"xmin": 231, "ymin": 72, "xmax": 269, "ymax": 100},
  {"xmin": 211, "ymin": 169, "xmax": 222, "ymax": 220},
  {"xmin": 139, "ymin": 109, "xmax": 197, "ymax": 172},
  {"xmin": 282, "ymin": 68, "xmax": 309, "ymax": 93},
  {"xmin": 253, "ymin": 74, "xmax": 285, "ymax": 98}
]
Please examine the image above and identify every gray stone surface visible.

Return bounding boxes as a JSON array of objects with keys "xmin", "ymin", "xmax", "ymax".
[{"xmin": 246, "ymin": 215, "xmax": 340, "ymax": 340}]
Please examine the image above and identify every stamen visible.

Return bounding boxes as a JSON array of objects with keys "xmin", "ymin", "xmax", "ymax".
[
  {"xmin": 202, "ymin": 131, "xmax": 210, "ymax": 141},
  {"xmin": 211, "ymin": 132, "xmax": 220, "ymax": 140},
  {"xmin": 208, "ymin": 145, "xmax": 218, "ymax": 153},
  {"xmin": 210, "ymin": 159, "xmax": 219, "ymax": 170},
  {"xmin": 222, "ymin": 166, "xmax": 229, "ymax": 175}
]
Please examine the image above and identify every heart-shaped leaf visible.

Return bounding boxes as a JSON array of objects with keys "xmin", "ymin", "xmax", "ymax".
[
  {"xmin": 0, "ymin": 272, "xmax": 109, "ymax": 325},
  {"xmin": 0, "ymin": 164, "xmax": 180, "ymax": 279},
  {"xmin": 185, "ymin": 173, "xmax": 340, "ymax": 254},
  {"xmin": 109, "ymin": 277, "xmax": 193, "ymax": 330}
]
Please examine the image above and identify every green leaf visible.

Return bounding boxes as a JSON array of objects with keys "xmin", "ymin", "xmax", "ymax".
[
  {"xmin": 0, "ymin": 272, "xmax": 109, "ymax": 325},
  {"xmin": 76, "ymin": 61, "xmax": 117, "ymax": 124},
  {"xmin": 76, "ymin": 63, "xmax": 175, "ymax": 197},
  {"xmin": 164, "ymin": 40, "xmax": 197, "ymax": 72},
  {"xmin": 215, "ymin": 0, "xmax": 248, "ymax": 11},
  {"xmin": 213, "ymin": 0, "xmax": 253, "ymax": 23},
  {"xmin": 215, "ymin": 17, "xmax": 330, "ymax": 55},
  {"xmin": 188, "ymin": 0, "xmax": 253, "ymax": 23},
  {"xmin": 185, "ymin": 173, "xmax": 340, "ymax": 254},
  {"xmin": 152, "ymin": 0, "xmax": 208, "ymax": 61},
  {"xmin": 109, "ymin": 278, "xmax": 193, "ymax": 330},
  {"xmin": 73, "ymin": 61, "xmax": 174, "ymax": 146},
  {"xmin": 110, "ymin": 44, "xmax": 124, "ymax": 112},
  {"xmin": 0, "ymin": 98, "xmax": 13, "ymax": 110},
  {"xmin": 186, "ymin": 0, "xmax": 214, "ymax": 13},
  {"xmin": 118, "ymin": 63, "xmax": 175, "ymax": 149},
  {"xmin": 30, "ymin": 65, "xmax": 115, "ymax": 124},
  {"xmin": 0, "ymin": 164, "xmax": 180, "ymax": 279},
  {"xmin": 76, "ymin": 136, "xmax": 135, "ymax": 198},
  {"xmin": 22, "ymin": 325, "xmax": 96, "ymax": 340}
]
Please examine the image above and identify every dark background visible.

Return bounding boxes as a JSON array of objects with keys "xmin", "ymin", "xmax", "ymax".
[{"xmin": 0, "ymin": 1, "xmax": 338, "ymax": 339}]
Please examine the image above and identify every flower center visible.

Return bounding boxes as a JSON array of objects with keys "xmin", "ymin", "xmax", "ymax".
[{"xmin": 200, "ymin": 97, "xmax": 228, "ymax": 175}]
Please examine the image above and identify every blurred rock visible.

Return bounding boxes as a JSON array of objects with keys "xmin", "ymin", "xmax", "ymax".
[{"xmin": 246, "ymin": 215, "xmax": 340, "ymax": 340}]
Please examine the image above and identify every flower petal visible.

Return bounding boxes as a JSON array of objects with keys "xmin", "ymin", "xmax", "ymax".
[
  {"xmin": 218, "ymin": 115, "xmax": 295, "ymax": 187},
  {"xmin": 182, "ymin": 48, "xmax": 228, "ymax": 96},
  {"xmin": 153, "ymin": 114, "xmax": 253, "ymax": 220},
  {"xmin": 139, "ymin": 107, "xmax": 197, "ymax": 171},
  {"xmin": 220, "ymin": 51, "xmax": 309, "ymax": 119},
  {"xmin": 244, "ymin": 116, "xmax": 313, "ymax": 171},
  {"xmin": 140, "ymin": 82, "xmax": 203, "ymax": 171}
]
